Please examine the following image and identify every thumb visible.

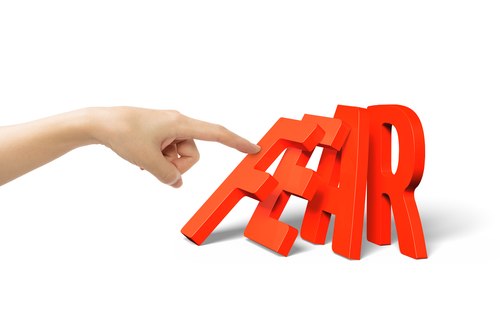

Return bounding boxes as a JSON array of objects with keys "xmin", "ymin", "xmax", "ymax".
[{"xmin": 144, "ymin": 151, "xmax": 183, "ymax": 187}]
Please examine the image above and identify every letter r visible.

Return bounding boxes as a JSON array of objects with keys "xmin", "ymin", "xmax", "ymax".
[{"xmin": 367, "ymin": 105, "xmax": 427, "ymax": 259}]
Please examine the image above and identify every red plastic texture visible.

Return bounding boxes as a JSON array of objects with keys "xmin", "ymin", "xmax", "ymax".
[
  {"xmin": 181, "ymin": 104, "xmax": 427, "ymax": 260},
  {"xmin": 366, "ymin": 105, "xmax": 427, "ymax": 259},
  {"xmin": 301, "ymin": 105, "xmax": 370, "ymax": 259},
  {"xmin": 181, "ymin": 118, "xmax": 325, "ymax": 245},
  {"xmin": 244, "ymin": 117, "xmax": 349, "ymax": 256}
]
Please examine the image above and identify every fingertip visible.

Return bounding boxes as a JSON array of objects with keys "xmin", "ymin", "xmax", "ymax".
[
  {"xmin": 170, "ymin": 177, "xmax": 183, "ymax": 188},
  {"xmin": 241, "ymin": 142, "xmax": 260, "ymax": 154},
  {"xmin": 248, "ymin": 143, "xmax": 261, "ymax": 154},
  {"xmin": 161, "ymin": 167, "xmax": 181, "ymax": 187}
]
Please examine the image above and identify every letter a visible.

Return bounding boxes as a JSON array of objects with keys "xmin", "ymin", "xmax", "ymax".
[{"xmin": 301, "ymin": 105, "xmax": 370, "ymax": 260}]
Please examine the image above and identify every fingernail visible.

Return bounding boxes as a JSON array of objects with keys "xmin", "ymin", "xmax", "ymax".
[
  {"xmin": 171, "ymin": 177, "xmax": 183, "ymax": 188},
  {"xmin": 167, "ymin": 170, "xmax": 182, "ymax": 187}
]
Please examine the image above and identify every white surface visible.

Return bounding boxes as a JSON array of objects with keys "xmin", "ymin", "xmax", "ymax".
[{"xmin": 0, "ymin": 1, "xmax": 498, "ymax": 332}]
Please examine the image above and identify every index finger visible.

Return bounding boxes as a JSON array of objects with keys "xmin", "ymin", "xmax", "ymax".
[{"xmin": 177, "ymin": 115, "xmax": 261, "ymax": 154}]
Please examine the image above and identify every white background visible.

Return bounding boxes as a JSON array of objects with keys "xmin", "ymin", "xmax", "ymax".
[{"xmin": 1, "ymin": 1, "xmax": 498, "ymax": 332}]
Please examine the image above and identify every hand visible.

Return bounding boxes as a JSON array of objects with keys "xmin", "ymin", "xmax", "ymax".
[{"xmin": 89, "ymin": 107, "xmax": 260, "ymax": 188}]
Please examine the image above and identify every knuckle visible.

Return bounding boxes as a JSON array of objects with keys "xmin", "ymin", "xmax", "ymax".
[
  {"xmin": 163, "ymin": 110, "xmax": 183, "ymax": 135},
  {"xmin": 167, "ymin": 110, "xmax": 183, "ymax": 122},
  {"xmin": 193, "ymin": 151, "xmax": 201, "ymax": 163}
]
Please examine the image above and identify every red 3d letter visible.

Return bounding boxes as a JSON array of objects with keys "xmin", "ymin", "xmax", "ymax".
[
  {"xmin": 181, "ymin": 118, "xmax": 325, "ymax": 245},
  {"xmin": 366, "ymin": 105, "xmax": 426, "ymax": 259},
  {"xmin": 301, "ymin": 105, "xmax": 370, "ymax": 260},
  {"xmin": 244, "ymin": 117, "xmax": 350, "ymax": 256},
  {"xmin": 181, "ymin": 104, "xmax": 427, "ymax": 260}
]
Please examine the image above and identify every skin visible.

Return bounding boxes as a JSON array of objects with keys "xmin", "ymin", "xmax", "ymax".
[{"xmin": 0, "ymin": 106, "xmax": 261, "ymax": 188}]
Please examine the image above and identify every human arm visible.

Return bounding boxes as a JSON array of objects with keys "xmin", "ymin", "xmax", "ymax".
[{"xmin": 0, "ymin": 107, "xmax": 260, "ymax": 187}]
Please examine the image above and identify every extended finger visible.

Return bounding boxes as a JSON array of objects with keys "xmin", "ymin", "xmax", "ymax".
[{"xmin": 177, "ymin": 116, "xmax": 260, "ymax": 154}]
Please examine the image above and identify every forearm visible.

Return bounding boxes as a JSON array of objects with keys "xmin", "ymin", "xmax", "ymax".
[
  {"xmin": 0, "ymin": 108, "xmax": 98, "ymax": 186},
  {"xmin": 0, "ymin": 106, "xmax": 259, "ymax": 188}
]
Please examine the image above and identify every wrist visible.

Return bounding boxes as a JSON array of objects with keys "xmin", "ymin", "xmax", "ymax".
[
  {"xmin": 81, "ymin": 107, "xmax": 111, "ymax": 146},
  {"xmin": 42, "ymin": 108, "xmax": 102, "ymax": 149}
]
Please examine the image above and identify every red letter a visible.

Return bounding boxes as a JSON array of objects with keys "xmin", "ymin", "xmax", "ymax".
[{"xmin": 301, "ymin": 105, "xmax": 370, "ymax": 260}]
